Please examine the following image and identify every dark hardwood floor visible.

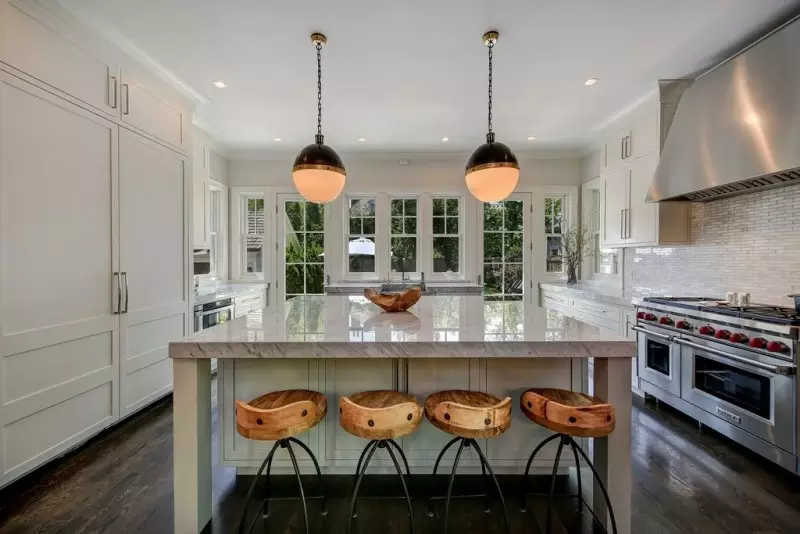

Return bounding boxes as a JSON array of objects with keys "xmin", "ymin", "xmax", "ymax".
[{"xmin": 1, "ymin": 381, "xmax": 798, "ymax": 533}]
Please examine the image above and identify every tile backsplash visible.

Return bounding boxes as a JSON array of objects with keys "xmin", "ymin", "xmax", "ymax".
[{"xmin": 625, "ymin": 185, "xmax": 800, "ymax": 305}]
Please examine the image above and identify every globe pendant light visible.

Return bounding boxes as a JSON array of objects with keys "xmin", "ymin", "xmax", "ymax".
[
  {"xmin": 292, "ymin": 33, "xmax": 346, "ymax": 204},
  {"xmin": 465, "ymin": 31, "xmax": 519, "ymax": 202}
]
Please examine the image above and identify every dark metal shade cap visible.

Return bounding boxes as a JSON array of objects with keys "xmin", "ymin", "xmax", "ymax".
[
  {"xmin": 465, "ymin": 140, "xmax": 519, "ymax": 175},
  {"xmin": 292, "ymin": 142, "xmax": 346, "ymax": 175}
]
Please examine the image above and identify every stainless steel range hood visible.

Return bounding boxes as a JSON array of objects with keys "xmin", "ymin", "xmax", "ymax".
[{"xmin": 648, "ymin": 15, "xmax": 800, "ymax": 202}]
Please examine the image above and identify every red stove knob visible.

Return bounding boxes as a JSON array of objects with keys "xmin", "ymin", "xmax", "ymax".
[
  {"xmin": 698, "ymin": 325, "xmax": 715, "ymax": 335},
  {"xmin": 729, "ymin": 333, "xmax": 749, "ymax": 344},
  {"xmin": 715, "ymin": 329, "xmax": 731, "ymax": 340},
  {"xmin": 675, "ymin": 320, "xmax": 692, "ymax": 330},
  {"xmin": 636, "ymin": 311, "xmax": 646, "ymax": 319},
  {"xmin": 749, "ymin": 337, "xmax": 768, "ymax": 349},
  {"xmin": 644, "ymin": 313, "xmax": 657, "ymax": 321},
  {"xmin": 767, "ymin": 341, "xmax": 789, "ymax": 353},
  {"xmin": 659, "ymin": 316, "xmax": 674, "ymax": 325}
]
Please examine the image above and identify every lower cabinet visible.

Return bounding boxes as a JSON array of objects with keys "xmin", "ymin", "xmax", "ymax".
[{"xmin": 220, "ymin": 358, "xmax": 583, "ymax": 474}]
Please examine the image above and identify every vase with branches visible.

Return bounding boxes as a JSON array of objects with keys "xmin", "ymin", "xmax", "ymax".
[{"xmin": 559, "ymin": 221, "xmax": 594, "ymax": 285}]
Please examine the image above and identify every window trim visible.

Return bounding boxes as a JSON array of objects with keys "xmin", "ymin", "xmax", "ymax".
[
  {"xmin": 229, "ymin": 187, "xmax": 269, "ymax": 281},
  {"xmin": 544, "ymin": 193, "xmax": 567, "ymax": 275},
  {"xmin": 389, "ymin": 195, "xmax": 420, "ymax": 279},
  {"xmin": 429, "ymin": 195, "xmax": 464, "ymax": 281},
  {"xmin": 581, "ymin": 178, "xmax": 621, "ymax": 286},
  {"xmin": 344, "ymin": 194, "xmax": 378, "ymax": 280}
]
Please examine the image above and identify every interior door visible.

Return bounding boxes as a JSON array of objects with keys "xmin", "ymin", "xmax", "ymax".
[
  {"xmin": 118, "ymin": 128, "xmax": 188, "ymax": 417},
  {"xmin": 626, "ymin": 152, "xmax": 659, "ymax": 245},
  {"xmin": 276, "ymin": 194, "xmax": 326, "ymax": 302},
  {"xmin": 479, "ymin": 193, "xmax": 532, "ymax": 303},
  {"xmin": 603, "ymin": 167, "xmax": 628, "ymax": 247},
  {"xmin": 0, "ymin": 73, "xmax": 119, "ymax": 485}
]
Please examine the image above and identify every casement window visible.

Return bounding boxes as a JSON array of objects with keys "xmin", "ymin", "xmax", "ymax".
[
  {"xmin": 346, "ymin": 197, "xmax": 377, "ymax": 276},
  {"xmin": 390, "ymin": 197, "xmax": 418, "ymax": 276},
  {"xmin": 242, "ymin": 195, "xmax": 265, "ymax": 276},
  {"xmin": 431, "ymin": 197, "xmax": 462, "ymax": 277},
  {"xmin": 283, "ymin": 200, "xmax": 325, "ymax": 299},
  {"xmin": 544, "ymin": 195, "xmax": 566, "ymax": 273}
]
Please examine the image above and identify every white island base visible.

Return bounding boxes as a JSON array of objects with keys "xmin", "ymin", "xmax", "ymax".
[{"xmin": 170, "ymin": 296, "xmax": 633, "ymax": 534}]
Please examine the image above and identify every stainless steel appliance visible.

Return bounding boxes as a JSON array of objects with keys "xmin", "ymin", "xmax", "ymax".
[
  {"xmin": 193, "ymin": 297, "xmax": 234, "ymax": 333},
  {"xmin": 634, "ymin": 297, "xmax": 798, "ymax": 473}
]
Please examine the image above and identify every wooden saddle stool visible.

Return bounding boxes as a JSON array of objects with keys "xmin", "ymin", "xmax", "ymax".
[
  {"xmin": 339, "ymin": 390, "xmax": 423, "ymax": 534},
  {"xmin": 424, "ymin": 389, "xmax": 512, "ymax": 534},
  {"xmin": 519, "ymin": 388, "xmax": 618, "ymax": 534},
  {"xmin": 234, "ymin": 389, "xmax": 328, "ymax": 534}
]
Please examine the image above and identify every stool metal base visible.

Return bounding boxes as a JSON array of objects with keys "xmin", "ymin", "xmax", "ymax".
[
  {"xmin": 427, "ymin": 437, "xmax": 510, "ymax": 534},
  {"xmin": 236, "ymin": 437, "xmax": 327, "ymax": 534},
  {"xmin": 347, "ymin": 439, "xmax": 415, "ymax": 534},
  {"xmin": 520, "ymin": 433, "xmax": 618, "ymax": 534}
]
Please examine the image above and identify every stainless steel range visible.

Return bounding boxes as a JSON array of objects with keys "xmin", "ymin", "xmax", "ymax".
[{"xmin": 634, "ymin": 297, "xmax": 798, "ymax": 474}]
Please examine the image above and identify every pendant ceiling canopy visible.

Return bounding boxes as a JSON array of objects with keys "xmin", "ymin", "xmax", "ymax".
[
  {"xmin": 465, "ymin": 31, "xmax": 519, "ymax": 203},
  {"xmin": 292, "ymin": 33, "xmax": 346, "ymax": 204}
]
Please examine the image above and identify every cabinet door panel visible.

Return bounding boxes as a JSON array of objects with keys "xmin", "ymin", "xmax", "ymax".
[
  {"xmin": 118, "ymin": 129, "xmax": 188, "ymax": 417},
  {"xmin": 193, "ymin": 170, "xmax": 207, "ymax": 248},
  {"xmin": 627, "ymin": 153, "xmax": 659, "ymax": 245},
  {"xmin": 0, "ymin": 73, "xmax": 119, "ymax": 486},
  {"xmin": 121, "ymin": 74, "xmax": 187, "ymax": 152},
  {"xmin": 0, "ymin": 1, "xmax": 117, "ymax": 116},
  {"xmin": 602, "ymin": 168, "xmax": 627, "ymax": 247}
]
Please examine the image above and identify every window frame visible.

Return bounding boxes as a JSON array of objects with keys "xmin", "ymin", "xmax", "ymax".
[
  {"xmin": 344, "ymin": 195, "xmax": 378, "ymax": 280},
  {"xmin": 282, "ymin": 199, "xmax": 326, "ymax": 299},
  {"xmin": 389, "ymin": 195, "xmax": 420, "ymax": 279},
  {"xmin": 544, "ymin": 193, "xmax": 567, "ymax": 274},
  {"xmin": 429, "ymin": 195, "xmax": 464, "ymax": 280},
  {"xmin": 581, "ymin": 178, "xmax": 621, "ymax": 285},
  {"xmin": 229, "ymin": 188, "xmax": 269, "ymax": 282}
]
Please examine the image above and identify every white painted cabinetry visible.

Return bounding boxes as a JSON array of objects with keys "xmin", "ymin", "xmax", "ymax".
[
  {"xmin": 120, "ymin": 73, "xmax": 189, "ymax": 153},
  {"xmin": 233, "ymin": 291, "xmax": 267, "ymax": 318}
]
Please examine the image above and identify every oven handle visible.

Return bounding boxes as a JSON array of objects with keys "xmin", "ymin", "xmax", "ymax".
[
  {"xmin": 674, "ymin": 338, "xmax": 796, "ymax": 376},
  {"xmin": 631, "ymin": 325, "xmax": 673, "ymax": 342},
  {"xmin": 195, "ymin": 304, "xmax": 234, "ymax": 318}
]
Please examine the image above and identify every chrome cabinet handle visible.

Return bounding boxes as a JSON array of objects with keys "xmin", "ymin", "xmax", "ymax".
[
  {"xmin": 122, "ymin": 84, "xmax": 130, "ymax": 115},
  {"xmin": 121, "ymin": 272, "xmax": 129, "ymax": 313},
  {"xmin": 674, "ymin": 338, "xmax": 795, "ymax": 375},
  {"xmin": 109, "ymin": 76, "xmax": 118, "ymax": 109},
  {"xmin": 631, "ymin": 325, "xmax": 672, "ymax": 341},
  {"xmin": 113, "ymin": 272, "xmax": 122, "ymax": 314},
  {"xmin": 620, "ymin": 209, "xmax": 624, "ymax": 239},
  {"xmin": 581, "ymin": 304, "xmax": 607, "ymax": 314}
]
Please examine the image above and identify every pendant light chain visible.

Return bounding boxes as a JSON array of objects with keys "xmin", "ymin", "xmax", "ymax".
[
  {"xmin": 487, "ymin": 40, "xmax": 494, "ymax": 136},
  {"xmin": 316, "ymin": 41, "xmax": 323, "ymax": 142}
]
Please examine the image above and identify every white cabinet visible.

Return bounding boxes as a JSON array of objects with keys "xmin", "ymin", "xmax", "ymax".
[
  {"xmin": 0, "ymin": 0, "xmax": 118, "ymax": 117},
  {"xmin": 118, "ymin": 129, "xmax": 188, "ymax": 417},
  {"xmin": 627, "ymin": 154, "xmax": 659, "ymax": 245},
  {"xmin": 0, "ymin": 73, "xmax": 120, "ymax": 486},
  {"xmin": 120, "ymin": 73, "xmax": 189, "ymax": 153},
  {"xmin": 603, "ymin": 166, "xmax": 628, "ymax": 247},
  {"xmin": 209, "ymin": 150, "xmax": 227, "ymax": 184},
  {"xmin": 233, "ymin": 291, "xmax": 267, "ymax": 318},
  {"xmin": 603, "ymin": 128, "xmax": 630, "ymax": 172},
  {"xmin": 192, "ymin": 170, "xmax": 208, "ymax": 248}
]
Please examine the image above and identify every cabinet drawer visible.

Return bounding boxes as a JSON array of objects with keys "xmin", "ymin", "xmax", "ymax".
[
  {"xmin": 570, "ymin": 297, "xmax": 620, "ymax": 323},
  {"xmin": 541, "ymin": 291, "xmax": 569, "ymax": 312},
  {"xmin": 572, "ymin": 309, "xmax": 621, "ymax": 333}
]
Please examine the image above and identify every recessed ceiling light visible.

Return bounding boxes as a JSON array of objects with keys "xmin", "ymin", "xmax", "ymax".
[
  {"xmin": 357, "ymin": 137, "xmax": 366, "ymax": 142},
  {"xmin": 584, "ymin": 77, "xmax": 599, "ymax": 86},
  {"xmin": 441, "ymin": 137, "xmax": 449, "ymax": 142},
  {"xmin": 212, "ymin": 80, "xmax": 227, "ymax": 88},
  {"xmin": 273, "ymin": 137, "xmax": 282, "ymax": 142},
  {"xmin": 527, "ymin": 136, "xmax": 536, "ymax": 141}
]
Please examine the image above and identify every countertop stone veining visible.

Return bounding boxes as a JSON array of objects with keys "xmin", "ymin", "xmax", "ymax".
[
  {"xmin": 170, "ymin": 294, "xmax": 634, "ymax": 360},
  {"xmin": 539, "ymin": 281, "xmax": 657, "ymax": 308},
  {"xmin": 194, "ymin": 282, "xmax": 269, "ymax": 306}
]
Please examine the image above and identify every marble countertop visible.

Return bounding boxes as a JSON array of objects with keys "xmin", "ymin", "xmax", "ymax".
[
  {"xmin": 194, "ymin": 282, "xmax": 269, "ymax": 306},
  {"xmin": 538, "ymin": 282, "xmax": 652, "ymax": 308},
  {"xmin": 325, "ymin": 281, "xmax": 483, "ymax": 295},
  {"xmin": 171, "ymin": 294, "xmax": 634, "ymax": 360}
]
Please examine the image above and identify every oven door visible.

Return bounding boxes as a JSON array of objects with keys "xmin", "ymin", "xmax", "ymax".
[
  {"xmin": 634, "ymin": 325, "xmax": 681, "ymax": 397},
  {"xmin": 677, "ymin": 337, "xmax": 796, "ymax": 453},
  {"xmin": 195, "ymin": 304, "xmax": 234, "ymax": 332}
]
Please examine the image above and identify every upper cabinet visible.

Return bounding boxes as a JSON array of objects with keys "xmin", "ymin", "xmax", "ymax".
[
  {"xmin": 598, "ymin": 86, "xmax": 691, "ymax": 248},
  {"xmin": 120, "ymin": 73, "xmax": 189, "ymax": 153}
]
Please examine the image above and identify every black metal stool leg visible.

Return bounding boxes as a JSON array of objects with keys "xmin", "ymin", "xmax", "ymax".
[
  {"xmin": 354, "ymin": 439, "xmax": 377, "ymax": 483},
  {"xmin": 385, "ymin": 440, "xmax": 416, "ymax": 534},
  {"xmin": 569, "ymin": 436, "xmax": 618, "ymax": 534},
  {"xmin": 427, "ymin": 436, "xmax": 460, "ymax": 518},
  {"xmin": 442, "ymin": 438, "xmax": 466, "ymax": 534},
  {"xmin": 520, "ymin": 432, "xmax": 560, "ymax": 512},
  {"xmin": 387, "ymin": 439, "xmax": 411, "ymax": 478},
  {"xmin": 237, "ymin": 439, "xmax": 281, "ymax": 534},
  {"xmin": 287, "ymin": 436, "xmax": 328, "ymax": 516},
  {"xmin": 478, "ymin": 447, "xmax": 491, "ymax": 513},
  {"xmin": 347, "ymin": 440, "xmax": 380, "ymax": 533},
  {"xmin": 284, "ymin": 440, "xmax": 310, "ymax": 534},
  {"xmin": 545, "ymin": 435, "xmax": 568, "ymax": 534},
  {"xmin": 262, "ymin": 448, "xmax": 275, "ymax": 520},
  {"xmin": 569, "ymin": 438, "xmax": 583, "ymax": 514},
  {"xmin": 469, "ymin": 439, "xmax": 510, "ymax": 534}
]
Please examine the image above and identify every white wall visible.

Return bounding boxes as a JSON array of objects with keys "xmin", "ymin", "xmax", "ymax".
[{"xmin": 228, "ymin": 152, "xmax": 582, "ymax": 190}]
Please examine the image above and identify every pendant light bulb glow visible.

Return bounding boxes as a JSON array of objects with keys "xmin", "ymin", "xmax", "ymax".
[
  {"xmin": 292, "ymin": 33, "xmax": 346, "ymax": 204},
  {"xmin": 465, "ymin": 31, "xmax": 519, "ymax": 202}
]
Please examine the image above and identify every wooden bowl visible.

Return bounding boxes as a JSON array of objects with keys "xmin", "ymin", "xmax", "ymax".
[{"xmin": 364, "ymin": 287, "xmax": 422, "ymax": 313}]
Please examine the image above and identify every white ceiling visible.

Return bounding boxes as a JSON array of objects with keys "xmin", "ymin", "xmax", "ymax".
[{"xmin": 59, "ymin": 0, "xmax": 800, "ymax": 153}]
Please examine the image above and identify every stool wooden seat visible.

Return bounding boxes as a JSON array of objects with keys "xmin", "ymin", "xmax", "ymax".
[
  {"xmin": 425, "ymin": 390, "xmax": 512, "ymax": 534},
  {"xmin": 235, "ymin": 389, "xmax": 327, "ymax": 441},
  {"xmin": 234, "ymin": 389, "xmax": 328, "ymax": 534},
  {"xmin": 520, "ymin": 388, "xmax": 615, "ymax": 438},
  {"xmin": 340, "ymin": 390, "xmax": 423, "ymax": 440},
  {"xmin": 424, "ymin": 389, "xmax": 512, "ymax": 438},
  {"xmin": 340, "ymin": 390, "xmax": 422, "ymax": 534},
  {"xmin": 519, "ymin": 388, "xmax": 618, "ymax": 534}
]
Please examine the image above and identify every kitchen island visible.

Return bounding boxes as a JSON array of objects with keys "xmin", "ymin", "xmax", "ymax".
[{"xmin": 169, "ymin": 294, "xmax": 635, "ymax": 534}]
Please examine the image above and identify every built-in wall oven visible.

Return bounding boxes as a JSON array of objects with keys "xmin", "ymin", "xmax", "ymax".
[
  {"xmin": 633, "ymin": 324, "xmax": 682, "ymax": 397},
  {"xmin": 193, "ymin": 297, "xmax": 234, "ymax": 333},
  {"xmin": 678, "ymin": 335, "xmax": 796, "ymax": 454}
]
